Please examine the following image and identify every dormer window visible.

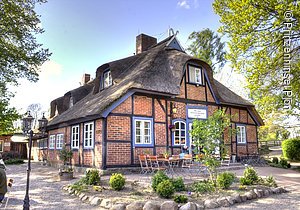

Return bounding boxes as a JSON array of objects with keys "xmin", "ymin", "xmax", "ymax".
[
  {"xmin": 69, "ymin": 96, "xmax": 73, "ymax": 108},
  {"xmin": 188, "ymin": 65, "xmax": 203, "ymax": 85},
  {"xmin": 103, "ymin": 70, "xmax": 112, "ymax": 88}
]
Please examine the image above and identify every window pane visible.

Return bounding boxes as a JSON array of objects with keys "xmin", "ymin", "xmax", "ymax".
[
  {"xmin": 144, "ymin": 122, "xmax": 150, "ymax": 129},
  {"xmin": 144, "ymin": 136, "xmax": 150, "ymax": 143},
  {"xmin": 195, "ymin": 68, "xmax": 202, "ymax": 84},
  {"xmin": 136, "ymin": 135, "xmax": 141, "ymax": 143},
  {"xmin": 189, "ymin": 66, "xmax": 196, "ymax": 83},
  {"xmin": 136, "ymin": 121, "xmax": 141, "ymax": 128},
  {"xmin": 144, "ymin": 128, "xmax": 150, "ymax": 136},
  {"xmin": 181, "ymin": 122, "xmax": 185, "ymax": 129},
  {"xmin": 175, "ymin": 122, "xmax": 179, "ymax": 129}
]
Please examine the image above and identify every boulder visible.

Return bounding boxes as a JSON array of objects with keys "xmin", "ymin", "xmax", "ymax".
[
  {"xmin": 245, "ymin": 190, "xmax": 256, "ymax": 200},
  {"xmin": 110, "ymin": 204, "xmax": 127, "ymax": 210},
  {"xmin": 90, "ymin": 197, "xmax": 102, "ymax": 206},
  {"xmin": 271, "ymin": 187, "xmax": 281, "ymax": 194},
  {"xmin": 68, "ymin": 188, "xmax": 75, "ymax": 194},
  {"xmin": 217, "ymin": 197, "xmax": 230, "ymax": 207},
  {"xmin": 240, "ymin": 194, "xmax": 247, "ymax": 202},
  {"xmin": 204, "ymin": 199, "xmax": 219, "ymax": 209},
  {"xmin": 81, "ymin": 195, "xmax": 88, "ymax": 202},
  {"xmin": 160, "ymin": 201, "xmax": 178, "ymax": 210},
  {"xmin": 179, "ymin": 202, "xmax": 197, "ymax": 210},
  {"xmin": 89, "ymin": 196, "xmax": 95, "ymax": 202},
  {"xmin": 263, "ymin": 189, "xmax": 270, "ymax": 197},
  {"xmin": 101, "ymin": 199, "xmax": 112, "ymax": 209},
  {"xmin": 195, "ymin": 203, "xmax": 204, "ymax": 210},
  {"xmin": 79, "ymin": 193, "xmax": 85, "ymax": 200},
  {"xmin": 143, "ymin": 201, "xmax": 160, "ymax": 210},
  {"xmin": 254, "ymin": 189, "xmax": 264, "ymax": 198},
  {"xmin": 231, "ymin": 193, "xmax": 242, "ymax": 203},
  {"xmin": 126, "ymin": 201, "xmax": 145, "ymax": 210},
  {"xmin": 226, "ymin": 196, "xmax": 235, "ymax": 205}
]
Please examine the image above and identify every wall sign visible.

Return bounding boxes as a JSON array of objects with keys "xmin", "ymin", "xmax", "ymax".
[
  {"xmin": 4, "ymin": 142, "xmax": 10, "ymax": 147},
  {"xmin": 187, "ymin": 108, "xmax": 207, "ymax": 119}
]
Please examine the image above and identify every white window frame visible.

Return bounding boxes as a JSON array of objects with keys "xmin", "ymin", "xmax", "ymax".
[
  {"xmin": 103, "ymin": 70, "xmax": 112, "ymax": 88},
  {"xmin": 134, "ymin": 119, "xmax": 152, "ymax": 145},
  {"xmin": 0, "ymin": 140, "xmax": 3, "ymax": 152},
  {"xmin": 71, "ymin": 125, "xmax": 80, "ymax": 149},
  {"xmin": 237, "ymin": 125, "xmax": 246, "ymax": 143},
  {"xmin": 189, "ymin": 65, "xmax": 202, "ymax": 85},
  {"xmin": 173, "ymin": 121, "xmax": 186, "ymax": 146},
  {"xmin": 49, "ymin": 135, "xmax": 55, "ymax": 149},
  {"xmin": 84, "ymin": 122, "xmax": 94, "ymax": 148},
  {"xmin": 56, "ymin": 134, "xmax": 64, "ymax": 149}
]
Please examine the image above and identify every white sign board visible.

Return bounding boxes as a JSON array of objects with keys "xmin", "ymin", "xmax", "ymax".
[
  {"xmin": 4, "ymin": 142, "xmax": 10, "ymax": 147},
  {"xmin": 188, "ymin": 108, "xmax": 207, "ymax": 119}
]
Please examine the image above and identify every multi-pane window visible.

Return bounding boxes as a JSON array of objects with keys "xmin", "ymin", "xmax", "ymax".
[
  {"xmin": 0, "ymin": 141, "xmax": 3, "ymax": 152},
  {"xmin": 237, "ymin": 125, "xmax": 246, "ymax": 143},
  {"xmin": 189, "ymin": 65, "xmax": 202, "ymax": 85},
  {"xmin": 174, "ymin": 121, "xmax": 186, "ymax": 145},
  {"xmin": 135, "ymin": 119, "xmax": 151, "ymax": 145},
  {"xmin": 56, "ymin": 134, "xmax": 64, "ymax": 149},
  {"xmin": 38, "ymin": 139, "xmax": 47, "ymax": 149},
  {"xmin": 84, "ymin": 122, "xmax": 94, "ymax": 148},
  {"xmin": 103, "ymin": 70, "xmax": 112, "ymax": 88},
  {"xmin": 49, "ymin": 135, "xmax": 55, "ymax": 149},
  {"xmin": 71, "ymin": 125, "xmax": 80, "ymax": 149}
]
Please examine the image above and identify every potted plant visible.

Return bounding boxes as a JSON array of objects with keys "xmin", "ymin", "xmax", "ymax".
[
  {"xmin": 163, "ymin": 151, "xmax": 170, "ymax": 159},
  {"xmin": 58, "ymin": 147, "xmax": 74, "ymax": 180}
]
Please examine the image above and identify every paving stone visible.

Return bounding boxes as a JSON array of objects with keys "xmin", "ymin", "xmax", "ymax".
[
  {"xmin": 179, "ymin": 202, "xmax": 197, "ymax": 210},
  {"xmin": 160, "ymin": 201, "xmax": 178, "ymax": 210}
]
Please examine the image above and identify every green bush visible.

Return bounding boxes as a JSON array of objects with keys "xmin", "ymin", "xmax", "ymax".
[
  {"xmin": 156, "ymin": 180, "xmax": 175, "ymax": 198},
  {"xmin": 240, "ymin": 177, "xmax": 252, "ymax": 185},
  {"xmin": 70, "ymin": 177, "xmax": 88, "ymax": 193},
  {"xmin": 264, "ymin": 175, "xmax": 277, "ymax": 187},
  {"xmin": 272, "ymin": 157, "xmax": 279, "ymax": 164},
  {"xmin": 192, "ymin": 180, "xmax": 214, "ymax": 193},
  {"xmin": 171, "ymin": 177, "xmax": 185, "ymax": 191},
  {"xmin": 173, "ymin": 194, "xmax": 188, "ymax": 203},
  {"xmin": 4, "ymin": 158, "xmax": 24, "ymax": 165},
  {"xmin": 85, "ymin": 169, "xmax": 101, "ymax": 185},
  {"xmin": 282, "ymin": 138, "xmax": 300, "ymax": 161},
  {"xmin": 242, "ymin": 167, "xmax": 258, "ymax": 185},
  {"xmin": 152, "ymin": 171, "xmax": 169, "ymax": 191},
  {"xmin": 109, "ymin": 173, "xmax": 126, "ymax": 191},
  {"xmin": 216, "ymin": 172, "xmax": 235, "ymax": 189},
  {"xmin": 279, "ymin": 157, "xmax": 290, "ymax": 168}
]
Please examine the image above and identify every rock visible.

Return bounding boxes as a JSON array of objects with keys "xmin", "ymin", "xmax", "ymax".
[
  {"xmin": 68, "ymin": 188, "xmax": 75, "ymax": 194},
  {"xmin": 276, "ymin": 187, "xmax": 286, "ymax": 193},
  {"xmin": 79, "ymin": 193, "xmax": 85, "ymax": 200},
  {"xmin": 195, "ymin": 203, "xmax": 204, "ymax": 210},
  {"xmin": 179, "ymin": 202, "xmax": 197, "ymax": 210},
  {"xmin": 110, "ymin": 204, "xmax": 127, "ymax": 210},
  {"xmin": 126, "ymin": 201, "xmax": 145, "ymax": 210},
  {"xmin": 160, "ymin": 201, "xmax": 178, "ymax": 210},
  {"xmin": 263, "ymin": 189, "xmax": 270, "ymax": 197},
  {"xmin": 254, "ymin": 189, "xmax": 264, "ymax": 198},
  {"xmin": 231, "ymin": 193, "xmax": 242, "ymax": 203},
  {"xmin": 245, "ymin": 190, "xmax": 257, "ymax": 200},
  {"xmin": 204, "ymin": 199, "xmax": 219, "ymax": 209},
  {"xmin": 89, "ymin": 196, "xmax": 95, "ymax": 202},
  {"xmin": 226, "ymin": 196, "xmax": 234, "ymax": 205},
  {"xmin": 90, "ymin": 197, "xmax": 102, "ymax": 206},
  {"xmin": 101, "ymin": 199, "xmax": 112, "ymax": 209},
  {"xmin": 217, "ymin": 197, "xmax": 230, "ymax": 207},
  {"xmin": 240, "ymin": 194, "xmax": 247, "ymax": 202},
  {"xmin": 74, "ymin": 190, "xmax": 79, "ymax": 195},
  {"xmin": 81, "ymin": 195, "xmax": 88, "ymax": 202},
  {"xmin": 143, "ymin": 201, "xmax": 160, "ymax": 210},
  {"xmin": 271, "ymin": 187, "xmax": 281, "ymax": 194}
]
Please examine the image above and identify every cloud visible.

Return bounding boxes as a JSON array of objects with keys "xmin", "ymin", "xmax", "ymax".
[
  {"xmin": 177, "ymin": 0, "xmax": 190, "ymax": 9},
  {"xmin": 38, "ymin": 60, "xmax": 63, "ymax": 79}
]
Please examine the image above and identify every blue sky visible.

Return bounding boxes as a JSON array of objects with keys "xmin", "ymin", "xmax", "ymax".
[{"xmin": 11, "ymin": 0, "xmax": 226, "ymax": 114}]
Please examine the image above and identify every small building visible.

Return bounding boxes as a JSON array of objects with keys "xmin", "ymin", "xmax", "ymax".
[{"xmin": 47, "ymin": 34, "xmax": 263, "ymax": 169}]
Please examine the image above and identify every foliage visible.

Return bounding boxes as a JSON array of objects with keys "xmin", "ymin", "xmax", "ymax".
[
  {"xmin": 258, "ymin": 145, "xmax": 271, "ymax": 155},
  {"xmin": 190, "ymin": 109, "xmax": 233, "ymax": 182},
  {"xmin": 151, "ymin": 170, "xmax": 169, "ymax": 191},
  {"xmin": 192, "ymin": 180, "xmax": 215, "ymax": 194},
  {"xmin": 240, "ymin": 167, "xmax": 259, "ymax": 185},
  {"xmin": 216, "ymin": 172, "xmax": 235, "ymax": 189},
  {"xmin": 0, "ymin": 97, "xmax": 20, "ymax": 135},
  {"xmin": 279, "ymin": 157, "xmax": 290, "ymax": 168},
  {"xmin": 156, "ymin": 179, "xmax": 175, "ymax": 198},
  {"xmin": 85, "ymin": 169, "xmax": 101, "ymax": 185},
  {"xmin": 1, "ymin": 151, "xmax": 21, "ymax": 160},
  {"xmin": 59, "ymin": 147, "xmax": 73, "ymax": 166},
  {"xmin": 264, "ymin": 175, "xmax": 278, "ymax": 187},
  {"xmin": 171, "ymin": 177, "xmax": 185, "ymax": 192},
  {"xmin": 69, "ymin": 178, "xmax": 88, "ymax": 193},
  {"xmin": 282, "ymin": 138, "xmax": 300, "ymax": 161},
  {"xmin": 187, "ymin": 28, "xmax": 226, "ymax": 73},
  {"xmin": 109, "ymin": 173, "xmax": 126, "ymax": 191},
  {"xmin": 173, "ymin": 194, "xmax": 188, "ymax": 203},
  {"xmin": 4, "ymin": 158, "xmax": 24, "ymax": 165},
  {"xmin": 213, "ymin": 0, "xmax": 300, "ymax": 118},
  {"xmin": 272, "ymin": 157, "xmax": 279, "ymax": 164}
]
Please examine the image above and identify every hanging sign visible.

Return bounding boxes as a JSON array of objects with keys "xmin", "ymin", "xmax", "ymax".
[{"xmin": 187, "ymin": 108, "xmax": 207, "ymax": 119}]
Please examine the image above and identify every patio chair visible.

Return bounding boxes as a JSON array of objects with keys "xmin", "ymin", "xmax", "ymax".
[
  {"xmin": 148, "ymin": 155, "xmax": 166, "ymax": 173},
  {"xmin": 138, "ymin": 155, "xmax": 151, "ymax": 174}
]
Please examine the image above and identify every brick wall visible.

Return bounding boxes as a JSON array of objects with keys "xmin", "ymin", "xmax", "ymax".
[
  {"xmin": 111, "ymin": 97, "xmax": 132, "ymax": 114},
  {"xmin": 94, "ymin": 119, "xmax": 103, "ymax": 168},
  {"xmin": 155, "ymin": 123, "xmax": 166, "ymax": 146},
  {"xmin": 154, "ymin": 99, "xmax": 166, "ymax": 122},
  {"xmin": 134, "ymin": 95, "xmax": 152, "ymax": 116},
  {"xmin": 107, "ymin": 142, "xmax": 131, "ymax": 165},
  {"xmin": 107, "ymin": 116, "xmax": 130, "ymax": 140},
  {"xmin": 0, "ymin": 135, "xmax": 12, "ymax": 152},
  {"xmin": 186, "ymin": 84, "xmax": 206, "ymax": 101}
]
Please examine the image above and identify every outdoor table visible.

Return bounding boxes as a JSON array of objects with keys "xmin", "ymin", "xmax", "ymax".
[{"xmin": 157, "ymin": 157, "xmax": 181, "ymax": 175}]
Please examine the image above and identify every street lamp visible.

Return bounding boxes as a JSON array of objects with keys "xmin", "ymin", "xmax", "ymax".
[{"xmin": 22, "ymin": 111, "xmax": 48, "ymax": 210}]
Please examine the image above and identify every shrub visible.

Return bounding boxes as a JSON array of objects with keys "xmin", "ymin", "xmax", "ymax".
[
  {"xmin": 86, "ymin": 169, "xmax": 101, "ymax": 185},
  {"xmin": 109, "ymin": 173, "xmax": 126, "ymax": 191},
  {"xmin": 240, "ymin": 177, "xmax": 252, "ymax": 185},
  {"xmin": 173, "ymin": 194, "xmax": 188, "ymax": 203},
  {"xmin": 70, "ymin": 177, "xmax": 88, "ymax": 193},
  {"xmin": 242, "ymin": 167, "xmax": 258, "ymax": 185},
  {"xmin": 216, "ymin": 172, "xmax": 235, "ymax": 189},
  {"xmin": 282, "ymin": 138, "xmax": 300, "ymax": 161},
  {"xmin": 1, "ymin": 151, "xmax": 21, "ymax": 160},
  {"xmin": 272, "ymin": 157, "xmax": 279, "ymax": 164},
  {"xmin": 264, "ymin": 175, "xmax": 277, "ymax": 187},
  {"xmin": 279, "ymin": 157, "xmax": 290, "ymax": 168},
  {"xmin": 4, "ymin": 158, "xmax": 24, "ymax": 165},
  {"xmin": 156, "ymin": 180, "xmax": 175, "ymax": 198},
  {"xmin": 192, "ymin": 180, "xmax": 214, "ymax": 193},
  {"xmin": 152, "ymin": 171, "xmax": 169, "ymax": 191},
  {"xmin": 171, "ymin": 177, "xmax": 185, "ymax": 191}
]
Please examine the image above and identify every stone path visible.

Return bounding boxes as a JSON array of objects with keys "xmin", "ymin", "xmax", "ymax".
[{"xmin": 3, "ymin": 162, "xmax": 99, "ymax": 210}]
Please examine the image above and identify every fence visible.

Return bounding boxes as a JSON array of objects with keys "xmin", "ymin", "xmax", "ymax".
[{"xmin": 258, "ymin": 140, "xmax": 283, "ymax": 148}]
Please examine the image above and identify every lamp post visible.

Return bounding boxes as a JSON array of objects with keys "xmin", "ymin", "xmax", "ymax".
[{"xmin": 22, "ymin": 111, "xmax": 48, "ymax": 210}]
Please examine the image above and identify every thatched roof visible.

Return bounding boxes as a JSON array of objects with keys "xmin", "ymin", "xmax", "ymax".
[{"xmin": 48, "ymin": 35, "xmax": 263, "ymax": 128}]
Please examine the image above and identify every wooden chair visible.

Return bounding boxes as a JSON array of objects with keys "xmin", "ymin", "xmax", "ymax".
[
  {"xmin": 148, "ymin": 155, "xmax": 166, "ymax": 173},
  {"xmin": 138, "ymin": 155, "xmax": 150, "ymax": 174}
]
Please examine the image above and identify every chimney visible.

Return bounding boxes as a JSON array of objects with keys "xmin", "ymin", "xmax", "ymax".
[
  {"xmin": 136, "ymin": 33, "xmax": 157, "ymax": 54},
  {"xmin": 81, "ymin": 73, "xmax": 90, "ymax": 85}
]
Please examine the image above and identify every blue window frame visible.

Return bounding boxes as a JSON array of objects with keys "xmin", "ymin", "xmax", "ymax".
[
  {"xmin": 133, "ymin": 117, "xmax": 153, "ymax": 147},
  {"xmin": 172, "ymin": 119, "xmax": 186, "ymax": 146},
  {"xmin": 236, "ymin": 124, "xmax": 247, "ymax": 144}
]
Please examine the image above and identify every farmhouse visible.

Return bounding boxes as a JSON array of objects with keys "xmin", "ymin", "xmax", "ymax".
[{"xmin": 46, "ymin": 34, "xmax": 263, "ymax": 169}]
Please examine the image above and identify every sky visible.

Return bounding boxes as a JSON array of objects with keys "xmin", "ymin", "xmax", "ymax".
[{"xmin": 10, "ymin": 0, "xmax": 243, "ymax": 115}]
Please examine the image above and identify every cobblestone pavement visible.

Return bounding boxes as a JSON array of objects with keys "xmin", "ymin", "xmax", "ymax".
[{"xmin": 3, "ymin": 162, "xmax": 99, "ymax": 210}]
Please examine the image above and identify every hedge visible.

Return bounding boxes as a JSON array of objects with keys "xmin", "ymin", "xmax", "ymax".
[{"xmin": 282, "ymin": 138, "xmax": 300, "ymax": 161}]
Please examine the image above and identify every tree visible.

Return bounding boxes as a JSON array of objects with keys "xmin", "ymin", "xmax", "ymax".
[
  {"xmin": 187, "ymin": 28, "xmax": 227, "ymax": 73},
  {"xmin": 190, "ymin": 109, "xmax": 234, "ymax": 182},
  {"xmin": 27, "ymin": 103, "xmax": 42, "ymax": 129},
  {"xmin": 0, "ymin": 0, "xmax": 50, "ymax": 134},
  {"xmin": 213, "ymin": 1, "xmax": 300, "ymax": 119}
]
